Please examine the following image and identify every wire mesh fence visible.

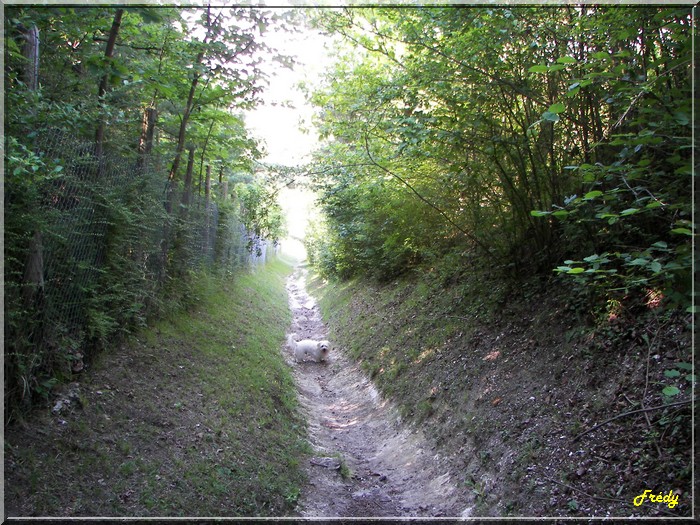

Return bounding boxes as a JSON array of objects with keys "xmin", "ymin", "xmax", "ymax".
[{"xmin": 4, "ymin": 130, "xmax": 272, "ymax": 415}]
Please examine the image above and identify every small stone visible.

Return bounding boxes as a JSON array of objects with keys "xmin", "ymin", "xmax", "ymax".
[{"xmin": 310, "ymin": 456, "xmax": 341, "ymax": 470}]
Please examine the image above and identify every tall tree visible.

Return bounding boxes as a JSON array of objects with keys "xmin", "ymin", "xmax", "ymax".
[
  {"xmin": 306, "ymin": 6, "xmax": 692, "ymax": 307},
  {"xmin": 94, "ymin": 8, "xmax": 124, "ymax": 171},
  {"xmin": 165, "ymin": 7, "xmax": 275, "ymax": 209}
]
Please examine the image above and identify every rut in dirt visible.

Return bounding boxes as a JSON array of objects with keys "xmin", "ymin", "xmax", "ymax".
[{"xmin": 283, "ymin": 265, "xmax": 472, "ymax": 518}]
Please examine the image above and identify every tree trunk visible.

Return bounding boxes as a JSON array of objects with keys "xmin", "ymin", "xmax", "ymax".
[
  {"xmin": 21, "ymin": 25, "xmax": 44, "ymax": 309},
  {"xmin": 204, "ymin": 165, "xmax": 213, "ymax": 260},
  {"xmin": 221, "ymin": 180, "xmax": 229, "ymax": 201},
  {"xmin": 136, "ymin": 106, "xmax": 157, "ymax": 173},
  {"xmin": 22, "ymin": 231, "xmax": 44, "ymax": 308},
  {"xmin": 172, "ymin": 145, "xmax": 196, "ymax": 268},
  {"xmin": 22, "ymin": 24, "xmax": 40, "ymax": 91},
  {"xmin": 219, "ymin": 164, "xmax": 227, "ymax": 200},
  {"xmin": 182, "ymin": 145, "xmax": 196, "ymax": 209},
  {"xmin": 165, "ymin": 51, "xmax": 203, "ymax": 214},
  {"xmin": 205, "ymin": 165, "xmax": 212, "ymax": 203},
  {"xmin": 197, "ymin": 119, "xmax": 216, "ymax": 189},
  {"xmin": 95, "ymin": 8, "xmax": 124, "ymax": 175},
  {"xmin": 167, "ymin": 7, "xmax": 223, "ymax": 210}
]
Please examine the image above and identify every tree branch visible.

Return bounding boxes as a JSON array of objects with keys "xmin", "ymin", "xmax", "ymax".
[
  {"xmin": 541, "ymin": 475, "xmax": 679, "ymax": 517},
  {"xmin": 572, "ymin": 397, "xmax": 695, "ymax": 442},
  {"xmin": 362, "ymin": 134, "xmax": 492, "ymax": 255},
  {"xmin": 93, "ymin": 36, "xmax": 161, "ymax": 52}
]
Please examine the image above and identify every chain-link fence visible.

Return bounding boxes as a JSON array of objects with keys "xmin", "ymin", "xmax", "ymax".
[{"xmin": 5, "ymin": 130, "xmax": 270, "ymax": 416}]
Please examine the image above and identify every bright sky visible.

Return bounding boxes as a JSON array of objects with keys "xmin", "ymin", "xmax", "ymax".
[
  {"xmin": 244, "ymin": 18, "xmax": 335, "ymax": 260},
  {"xmin": 245, "ymin": 20, "xmax": 333, "ymax": 166}
]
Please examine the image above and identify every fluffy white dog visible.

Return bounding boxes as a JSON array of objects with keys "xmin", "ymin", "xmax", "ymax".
[{"xmin": 287, "ymin": 333, "xmax": 330, "ymax": 363}]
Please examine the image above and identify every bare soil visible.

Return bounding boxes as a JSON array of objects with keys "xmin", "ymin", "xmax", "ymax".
[
  {"xmin": 304, "ymin": 268, "xmax": 695, "ymax": 519},
  {"xmin": 285, "ymin": 266, "xmax": 471, "ymax": 517}
]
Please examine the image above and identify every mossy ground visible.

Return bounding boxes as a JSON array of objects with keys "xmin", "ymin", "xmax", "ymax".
[{"xmin": 5, "ymin": 258, "xmax": 310, "ymax": 517}]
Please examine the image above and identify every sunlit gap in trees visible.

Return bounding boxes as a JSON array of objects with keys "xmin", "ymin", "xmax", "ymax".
[
  {"xmin": 238, "ymin": 13, "xmax": 333, "ymax": 265},
  {"xmin": 278, "ymin": 184, "xmax": 318, "ymax": 263}
]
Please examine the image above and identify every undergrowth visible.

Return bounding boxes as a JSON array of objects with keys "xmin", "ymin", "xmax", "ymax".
[{"xmin": 5, "ymin": 258, "xmax": 309, "ymax": 517}]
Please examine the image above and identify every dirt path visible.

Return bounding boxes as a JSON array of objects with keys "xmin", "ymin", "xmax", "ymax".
[{"xmin": 284, "ymin": 266, "xmax": 471, "ymax": 518}]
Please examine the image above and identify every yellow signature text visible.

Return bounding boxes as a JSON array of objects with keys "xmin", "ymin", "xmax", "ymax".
[{"xmin": 633, "ymin": 489, "xmax": 679, "ymax": 509}]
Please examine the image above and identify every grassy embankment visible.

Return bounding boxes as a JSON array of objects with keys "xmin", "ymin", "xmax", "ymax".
[
  {"xmin": 5, "ymin": 258, "xmax": 310, "ymax": 517},
  {"xmin": 307, "ymin": 267, "xmax": 693, "ymax": 517}
]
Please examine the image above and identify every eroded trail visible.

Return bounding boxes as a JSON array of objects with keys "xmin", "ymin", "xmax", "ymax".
[{"xmin": 285, "ymin": 266, "xmax": 470, "ymax": 518}]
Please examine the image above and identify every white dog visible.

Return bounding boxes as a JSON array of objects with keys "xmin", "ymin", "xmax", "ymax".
[{"xmin": 287, "ymin": 333, "xmax": 330, "ymax": 363}]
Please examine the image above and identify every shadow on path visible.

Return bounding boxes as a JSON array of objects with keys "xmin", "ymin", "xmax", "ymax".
[{"xmin": 284, "ymin": 265, "xmax": 471, "ymax": 518}]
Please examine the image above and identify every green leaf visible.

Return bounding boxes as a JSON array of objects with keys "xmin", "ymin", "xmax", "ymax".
[
  {"xmin": 649, "ymin": 261, "xmax": 662, "ymax": 273},
  {"xmin": 567, "ymin": 267, "xmax": 585, "ymax": 274},
  {"xmin": 685, "ymin": 374, "xmax": 696, "ymax": 383},
  {"xmin": 541, "ymin": 111, "xmax": 560, "ymax": 122},
  {"xmin": 619, "ymin": 208, "xmax": 639, "ymax": 216},
  {"xmin": 676, "ymin": 362, "xmax": 693, "ymax": 371},
  {"xmin": 671, "ymin": 228, "xmax": 693, "ymax": 235},
  {"xmin": 662, "ymin": 386, "xmax": 680, "ymax": 397},
  {"xmin": 528, "ymin": 64, "xmax": 549, "ymax": 73},
  {"xmin": 584, "ymin": 190, "xmax": 603, "ymax": 199},
  {"xmin": 664, "ymin": 369, "xmax": 681, "ymax": 378},
  {"xmin": 628, "ymin": 257, "xmax": 648, "ymax": 266},
  {"xmin": 548, "ymin": 102, "xmax": 566, "ymax": 114},
  {"xmin": 552, "ymin": 210, "xmax": 569, "ymax": 218},
  {"xmin": 556, "ymin": 56, "xmax": 577, "ymax": 64},
  {"xmin": 674, "ymin": 112, "xmax": 689, "ymax": 126},
  {"xmin": 530, "ymin": 210, "xmax": 551, "ymax": 217}
]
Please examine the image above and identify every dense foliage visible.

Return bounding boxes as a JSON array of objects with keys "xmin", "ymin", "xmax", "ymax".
[
  {"xmin": 304, "ymin": 7, "xmax": 693, "ymax": 312},
  {"xmin": 4, "ymin": 7, "xmax": 289, "ymax": 418}
]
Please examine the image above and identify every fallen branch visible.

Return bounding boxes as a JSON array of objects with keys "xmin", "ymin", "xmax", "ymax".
[
  {"xmin": 572, "ymin": 397, "xmax": 695, "ymax": 442},
  {"xmin": 541, "ymin": 476, "xmax": 678, "ymax": 517}
]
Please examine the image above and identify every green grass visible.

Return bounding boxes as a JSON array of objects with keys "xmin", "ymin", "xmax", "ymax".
[
  {"xmin": 307, "ymin": 271, "xmax": 451, "ymax": 410},
  {"xmin": 5, "ymin": 258, "xmax": 309, "ymax": 518}
]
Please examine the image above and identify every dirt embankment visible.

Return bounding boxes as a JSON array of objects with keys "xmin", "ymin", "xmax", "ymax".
[
  {"xmin": 303, "ymin": 268, "xmax": 694, "ymax": 519},
  {"xmin": 285, "ymin": 266, "xmax": 473, "ymax": 517}
]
